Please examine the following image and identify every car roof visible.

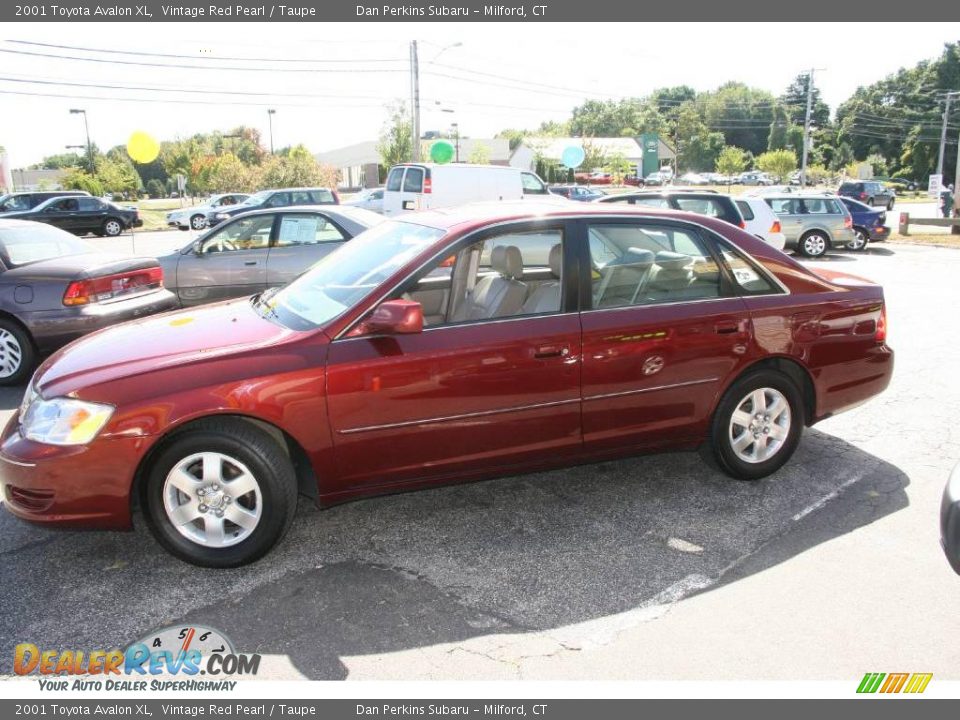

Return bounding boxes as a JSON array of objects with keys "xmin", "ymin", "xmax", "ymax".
[
  {"xmin": 392, "ymin": 199, "xmax": 727, "ymax": 233},
  {"xmin": 254, "ymin": 187, "xmax": 334, "ymax": 193}
]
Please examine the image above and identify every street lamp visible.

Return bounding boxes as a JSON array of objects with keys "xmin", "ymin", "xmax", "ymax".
[
  {"xmin": 450, "ymin": 122, "xmax": 460, "ymax": 163},
  {"xmin": 69, "ymin": 109, "xmax": 94, "ymax": 174},
  {"xmin": 267, "ymin": 109, "xmax": 276, "ymax": 154}
]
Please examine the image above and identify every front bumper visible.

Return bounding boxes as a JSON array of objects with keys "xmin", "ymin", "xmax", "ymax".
[
  {"xmin": 22, "ymin": 289, "xmax": 179, "ymax": 353},
  {"xmin": 1, "ymin": 415, "xmax": 152, "ymax": 529},
  {"xmin": 941, "ymin": 463, "xmax": 960, "ymax": 575}
]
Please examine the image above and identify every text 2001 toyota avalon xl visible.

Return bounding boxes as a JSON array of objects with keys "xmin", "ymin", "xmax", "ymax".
[{"xmin": 1, "ymin": 202, "xmax": 893, "ymax": 567}]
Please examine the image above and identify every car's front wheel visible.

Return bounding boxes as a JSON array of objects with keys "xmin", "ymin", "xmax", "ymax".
[
  {"xmin": 0, "ymin": 319, "xmax": 35, "ymax": 386},
  {"xmin": 142, "ymin": 418, "xmax": 298, "ymax": 567},
  {"xmin": 190, "ymin": 214, "xmax": 207, "ymax": 230},
  {"xmin": 798, "ymin": 231, "xmax": 829, "ymax": 258},
  {"xmin": 710, "ymin": 369, "xmax": 804, "ymax": 480},
  {"xmin": 848, "ymin": 228, "xmax": 869, "ymax": 251},
  {"xmin": 102, "ymin": 218, "xmax": 124, "ymax": 237}
]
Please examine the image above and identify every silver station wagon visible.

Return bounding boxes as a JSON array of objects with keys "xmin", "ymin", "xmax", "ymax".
[{"xmin": 763, "ymin": 194, "xmax": 856, "ymax": 258}]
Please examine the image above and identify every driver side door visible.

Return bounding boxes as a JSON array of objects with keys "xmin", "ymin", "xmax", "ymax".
[{"xmin": 175, "ymin": 213, "xmax": 275, "ymax": 307}]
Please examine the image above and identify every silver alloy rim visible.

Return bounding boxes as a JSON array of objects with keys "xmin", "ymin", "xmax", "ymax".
[
  {"xmin": 162, "ymin": 451, "xmax": 262, "ymax": 548},
  {"xmin": 849, "ymin": 230, "xmax": 867, "ymax": 251},
  {"xmin": 728, "ymin": 387, "xmax": 791, "ymax": 464},
  {"xmin": 105, "ymin": 220, "xmax": 122, "ymax": 236},
  {"xmin": 804, "ymin": 234, "xmax": 826, "ymax": 256},
  {"xmin": 0, "ymin": 329, "xmax": 23, "ymax": 379},
  {"xmin": 190, "ymin": 215, "xmax": 207, "ymax": 230}
]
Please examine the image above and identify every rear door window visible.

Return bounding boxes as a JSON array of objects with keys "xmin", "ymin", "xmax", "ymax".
[
  {"xmin": 276, "ymin": 213, "xmax": 346, "ymax": 246},
  {"xmin": 802, "ymin": 198, "xmax": 841, "ymax": 214},
  {"xmin": 403, "ymin": 168, "xmax": 424, "ymax": 193},
  {"xmin": 308, "ymin": 189, "xmax": 336, "ymax": 204},
  {"xmin": 264, "ymin": 192, "xmax": 291, "ymax": 208},
  {"xmin": 386, "ymin": 167, "xmax": 404, "ymax": 192},
  {"xmin": 766, "ymin": 198, "xmax": 800, "ymax": 215}
]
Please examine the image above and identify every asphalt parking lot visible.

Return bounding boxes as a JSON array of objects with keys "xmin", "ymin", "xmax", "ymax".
[{"xmin": 1, "ymin": 238, "xmax": 958, "ymax": 681}]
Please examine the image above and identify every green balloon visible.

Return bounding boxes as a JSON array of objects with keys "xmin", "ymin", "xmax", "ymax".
[{"xmin": 430, "ymin": 140, "xmax": 455, "ymax": 164}]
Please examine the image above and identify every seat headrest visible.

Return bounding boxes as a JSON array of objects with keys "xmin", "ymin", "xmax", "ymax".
[
  {"xmin": 608, "ymin": 247, "xmax": 655, "ymax": 268},
  {"xmin": 492, "ymin": 245, "xmax": 523, "ymax": 280},
  {"xmin": 548, "ymin": 244, "xmax": 562, "ymax": 278},
  {"xmin": 655, "ymin": 250, "xmax": 694, "ymax": 271}
]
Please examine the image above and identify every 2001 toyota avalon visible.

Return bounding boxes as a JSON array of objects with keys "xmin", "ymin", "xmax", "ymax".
[{"xmin": 0, "ymin": 202, "xmax": 894, "ymax": 567}]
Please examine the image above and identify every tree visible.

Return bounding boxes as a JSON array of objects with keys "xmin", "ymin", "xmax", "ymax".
[
  {"xmin": 755, "ymin": 149, "xmax": 797, "ymax": 181},
  {"xmin": 33, "ymin": 152, "xmax": 85, "ymax": 170},
  {"xmin": 701, "ymin": 82, "xmax": 777, "ymax": 156},
  {"xmin": 767, "ymin": 104, "xmax": 789, "ymax": 151},
  {"xmin": 260, "ymin": 145, "xmax": 337, "ymax": 189},
  {"xmin": 866, "ymin": 153, "xmax": 889, "ymax": 178},
  {"xmin": 580, "ymin": 139, "xmax": 608, "ymax": 173},
  {"xmin": 605, "ymin": 151, "xmax": 631, "ymax": 184},
  {"xmin": 780, "ymin": 73, "xmax": 831, "ymax": 129},
  {"xmin": 145, "ymin": 178, "xmax": 165, "ymax": 199},
  {"xmin": 716, "ymin": 146, "xmax": 748, "ymax": 177},
  {"xmin": 62, "ymin": 168, "xmax": 104, "ymax": 197},
  {"xmin": 376, "ymin": 101, "xmax": 412, "ymax": 167},
  {"xmin": 467, "ymin": 143, "xmax": 490, "ymax": 164},
  {"xmin": 207, "ymin": 152, "xmax": 256, "ymax": 193},
  {"xmin": 570, "ymin": 99, "xmax": 647, "ymax": 137}
]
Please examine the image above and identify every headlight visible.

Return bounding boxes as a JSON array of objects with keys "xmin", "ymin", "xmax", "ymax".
[
  {"xmin": 215, "ymin": 212, "xmax": 229, "ymax": 220},
  {"xmin": 20, "ymin": 397, "xmax": 114, "ymax": 446}
]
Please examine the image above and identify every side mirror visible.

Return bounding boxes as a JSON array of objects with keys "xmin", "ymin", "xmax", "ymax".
[{"xmin": 357, "ymin": 299, "xmax": 423, "ymax": 336}]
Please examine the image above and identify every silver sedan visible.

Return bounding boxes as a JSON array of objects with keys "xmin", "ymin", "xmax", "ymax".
[{"xmin": 157, "ymin": 205, "xmax": 384, "ymax": 308}]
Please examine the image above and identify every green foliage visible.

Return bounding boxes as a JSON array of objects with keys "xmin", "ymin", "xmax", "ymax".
[
  {"xmin": 767, "ymin": 105, "xmax": 789, "ymax": 151},
  {"xmin": 145, "ymin": 178, "xmax": 165, "ymax": 199},
  {"xmin": 605, "ymin": 150, "xmax": 631, "ymax": 182},
  {"xmin": 716, "ymin": 146, "xmax": 748, "ymax": 176},
  {"xmin": 866, "ymin": 153, "xmax": 889, "ymax": 178},
  {"xmin": 755, "ymin": 149, "xmax": 797, "ymax": 181},
  {"xmin": 62, "ymin": 168, "xmax": 104, "ymax": 197},
  {"xmin": 467, "ymin": 143, "xmax": 490, "ymax": 164},
  {"xmin": 805, "ymin": 164, "xmax": 831, "ymax": 185},
  {"xmin": 376, "ymin": 100, "xmax": 412, "ymax": 167},
  {"xmin": 701, "ymin": 82, "xmax": 777, "ymax": 156},
  {"xmin": 580, "ymin": 139, "xmax": 608, "ymax": 173},
  {"xmin": 33, "ymin": 152, "xmax": 85, "ymax": 170},
  {"xmin": 780, "ymin": 73, "xmax": 831, "ymax": 128}
]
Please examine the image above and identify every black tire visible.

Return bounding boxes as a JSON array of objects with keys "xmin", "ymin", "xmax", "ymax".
[
  {"xmin": 798, "ymin": 231, "xmax": 829, "ymax": 258},
  {"xmin": 102, "ymin": 217, "xmax": 124, "ymax": 237},
  {"xmin": 887, "ymin": 198, "xmax": 895, "ymax": 210},
  {"xmin": 867, "ymin": 197, "xmax": 875, "ymax": 206},
  {"xmin": 709, "ymin": 369, "xmax": 805, "ymax": 481},
  {"xmin": 189, "ymin": 214, "xmax": 207, "ymax": 231},
  {"xmin": 848, "ymin": 228, "xmax": 869, "ymax": 252},
  {"xmin": 141, "ymin": 418, "xmax": 298, "ymax": 568},
  {"xmin": 0, "ymin": 318, "xmax": 36, "ymax": 386}
]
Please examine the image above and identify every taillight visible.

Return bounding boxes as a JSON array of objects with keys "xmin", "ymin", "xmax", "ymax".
[
  {"xmin": 859, "ymin": 192, "xmax": 867, "ymax": 200},
  {"xmin": 844, "ymin": 215, "xmax": 853, "ymax": 229},
  {"xmin": 423, "ymin": 175, "xmax": 432, "ymax": 194},
  {"xmin": 63, "ymin": 267, "xmax": 163, "ymax": 306},
  {"xmin": 738, "ymin": 221, "xmax": 746, "ymax": 229},
  {"xmin": 770, "ymin": 220, "xmax": 782, "ymax": 233},
  {"xmin": 876, "ymin": 304, "xmax": 887, "ymax": 344}
]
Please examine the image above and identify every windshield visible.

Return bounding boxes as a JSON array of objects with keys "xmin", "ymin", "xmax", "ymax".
[
  {"xmin": 257, "ymin": 220, "xmax": 444, "ymax": 331},
  {"xmin": 0, "ymin": 223, "xmax": 96, "ymax": 267},
  {"xmin": 237, "ymin": 190, "xmax": 271, "ymax": 207}
]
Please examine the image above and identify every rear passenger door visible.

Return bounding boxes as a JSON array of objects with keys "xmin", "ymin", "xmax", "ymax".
[
  {"xmin": 578, "ymin": 218, "xmax": 753, "ymax": 451},
  {"xmin": 267, "ymin": 212, "xmax": 348, "ymax": 287}
]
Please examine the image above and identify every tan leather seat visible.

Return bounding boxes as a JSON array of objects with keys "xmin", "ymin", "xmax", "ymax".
[
  {"xmin": 594, "ymin": 247, "xmax": 655, "ymax": 308},
  {"xmin": 521, "ymin": 244, "xmax": 562, "ymax": 315},
  {"xmin": 458, "ymin": 245, "xmax": 528, "ymax": 321}
]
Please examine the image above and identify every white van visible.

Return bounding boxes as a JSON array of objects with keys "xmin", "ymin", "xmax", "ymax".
[{"xmin": 382, "ymin": 163, "xmax": 549, "ymax": 216}]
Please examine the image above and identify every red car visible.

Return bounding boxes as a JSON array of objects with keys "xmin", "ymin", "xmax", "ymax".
[{"xmin": 0, "ymin": 202, "xmax": 894, "ymax": 567}]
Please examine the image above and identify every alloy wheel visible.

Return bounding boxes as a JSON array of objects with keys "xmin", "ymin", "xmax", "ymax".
[
  {"xmin": 848, "ymin": 229, "xmax": 868, "ymax": 251},
  {"xmin": 728, "ymin": 387, "xmax": 792, "ymax": 464},
  {"xmin": 162, "ymin": 451, "xmax": 263, "ymax": 548},
  {"xmin": 803, "ymin": 234, "xmax": 827, "ymax": 257},
  {"xmin": 0, "ymin": 329, "xmax": 23, "ymax": 379},
  {"xmin": 104, "ymin": 220, "xmax": 122, "ymax": 236},
  {"xmin": 190, "ymin": 214, "xmax": 207, "ymax": 230}
]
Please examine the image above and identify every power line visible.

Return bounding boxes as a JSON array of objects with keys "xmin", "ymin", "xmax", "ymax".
[
  {"xmin": 0, "ymin": 88, "xmax": 386, "ymax": 108},
  {"xmin": 5, "ymin": 40, "xmax": 407, "ymax": 64}
]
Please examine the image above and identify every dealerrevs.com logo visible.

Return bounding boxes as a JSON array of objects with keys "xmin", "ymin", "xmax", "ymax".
[
  {"xmin": 14, "ymin": 625, "xmax": 260, "ymax": 692},
  {"xmin": 857, "ymin": 672, "xmax": 933, "ymax": 694}
]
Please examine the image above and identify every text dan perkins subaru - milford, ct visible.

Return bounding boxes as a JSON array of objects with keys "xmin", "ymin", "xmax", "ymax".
[
  {"xmin": 355, "ymin": 4, "xmax": 544, "ymax": 16},
  {"xmin": 0, "ymin": 203, "xmax": 892, "ymax": 567}
]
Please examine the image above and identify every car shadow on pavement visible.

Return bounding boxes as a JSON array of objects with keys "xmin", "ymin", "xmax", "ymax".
[{"xmin": 0, "ymin": 428, "xmax": 907, "ymax": 680}]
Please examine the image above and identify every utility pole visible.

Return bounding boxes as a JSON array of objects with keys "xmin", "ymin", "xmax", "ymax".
[
  {"xmin": 800, "ymin": 70, "xmax": 816, "ymax": 189},
  {"xmin": 267, "ymin": 109, "xmax": 276, "ymax": 154},
  {"xmin": 70, "ymin": 108, "xmax": 94, "ymax": 175},
  {"xmin": 410, "ymin": 41, "xmax": 421, "ymax": 162},
  {"xmin": 937, "ymin": 91, "xmax": 959, "ymax": 183}
]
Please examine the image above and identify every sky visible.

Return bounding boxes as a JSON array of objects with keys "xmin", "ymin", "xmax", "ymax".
[{"xmin": 1, "ymin": 22, "xmax": 959, "ymax": 168}]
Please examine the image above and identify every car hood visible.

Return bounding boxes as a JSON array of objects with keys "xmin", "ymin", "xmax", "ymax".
[
  {"xmin": 168, "ymin": 205, "xmax": 211, "ymax": 216},
  {"xmin": 3, "ymin": 253, "xmax": 160, "ymax": 280},
  {"xmin": 34, "ymin": 297, "xmax": 306, "ymax": 398}
]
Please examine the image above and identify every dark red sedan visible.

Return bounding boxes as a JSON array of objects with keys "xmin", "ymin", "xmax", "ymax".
[{"xmin": 0, "ymin": 202, "xmax": 893, "ymax": 567}]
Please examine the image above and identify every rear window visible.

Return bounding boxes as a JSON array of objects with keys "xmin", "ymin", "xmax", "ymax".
[
  {"xmin": 802, "ymin": 198, "xmax": 842, "ymax": 214},
  {"xmin": 308, "ymin": 190, "xmax": 336, "ymax": 204},
  {"xmin": 0, "ymin": 224, "xmax": 95, "ymax": 267},
  {"xmin": 839, "ymin": 182, "xmax": 862, "ymax": 193},
  {"xmin": 735, "ymin": 200, "xmax": 755, "ymax": 221},
  {"xmin": 386, "ymin": 167, "xmax": 404, "ymax": 192},
  {"xmin": 674, "ymin": 196, "xmax": 740, "ymax": 226}
]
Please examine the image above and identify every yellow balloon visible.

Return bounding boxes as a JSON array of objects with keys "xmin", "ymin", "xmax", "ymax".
[{"xmin": 126, "ymin": 131, "xmax": 160, "ymax": 164}]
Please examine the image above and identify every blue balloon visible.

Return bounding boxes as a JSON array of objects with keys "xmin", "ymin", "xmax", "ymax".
[{"xmin": 561, "ymin": 145, "xmax": 586, "ymax": 169}]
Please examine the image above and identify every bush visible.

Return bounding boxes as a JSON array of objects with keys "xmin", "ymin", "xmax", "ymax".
[{"xmin": 145, "ymin": 179, "xmax": 165, "ymax": 199}]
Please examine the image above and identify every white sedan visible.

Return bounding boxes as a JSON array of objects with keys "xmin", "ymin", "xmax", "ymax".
[
  {"xmin": 166, "ymin": 193, "xmax": 250, "ymax": 231},
  {"xmin": 734, "ymin": 196, "xmax": 787, "ymax": 251}
]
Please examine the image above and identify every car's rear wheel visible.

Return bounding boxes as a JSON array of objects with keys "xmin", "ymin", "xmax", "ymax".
[
  {"xmin": 798, "ymin": 231, "xmax": 828, "ymax": 258},
  {"xmin": 710, "ymin": 369, "xmax": 804, "ymax": 480},
  {"xmin": 142, "ymin": 418, "xmax": 298, "ymax": 567},
  {"xmin": 0, "ymin": 319, "xmax": 35, "ymax": 386},
  {"xmin": 102, "ymin": 218, "xmax": 124, "ymax": 237},
  {"xmin": 887, "ymin": 198, "xmax": 895, "ymax": 210},
  {"xmin": 190, "ymin": 214, "xmax": 207, "ymax": 230},
  {"xmin": 867, "ymin": 197, "xmax": 875, "ymax": 206},
  {"xmin": 848, "ymin": 228, "xmax": 869, "ymax": 251}
]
